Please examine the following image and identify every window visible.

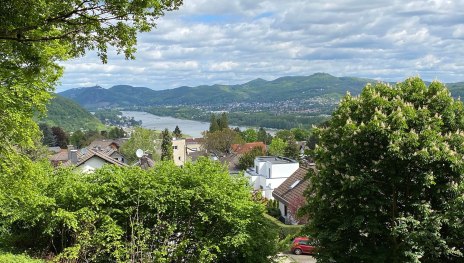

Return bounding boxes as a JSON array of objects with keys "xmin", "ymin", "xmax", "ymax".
[
  {"xmin": 268, "ymin": 168, "xmax": 271, "ymax": 178},
  {"xmin": 255, "ymin": 166, "xmax": 258, "ymax": 173},
  {"xmin": 178, "ymin": 156, "xmax": 181, "ymax": 160},
  {"xmin": 284, "ymin": 205, "xmax": 288, "ymax": 216},
  {"xmin": 173, "ymin": 146, "xmax": 178, "ymax": 150}
]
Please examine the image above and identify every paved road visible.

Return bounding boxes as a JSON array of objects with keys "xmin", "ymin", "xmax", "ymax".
[{"xmin": 283, "ymin": 252, "xmax": 317, "ymax": 263}]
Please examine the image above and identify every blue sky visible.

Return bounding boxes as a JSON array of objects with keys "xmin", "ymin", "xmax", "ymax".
[{"xmin": 58, "ymin": 0, "xmax": 464, "ymax": 92}]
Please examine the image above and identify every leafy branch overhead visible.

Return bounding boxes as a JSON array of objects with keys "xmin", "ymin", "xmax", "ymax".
[{"xmin": 0, "ymin": 0, "xmax": 182, "ymax": 61}]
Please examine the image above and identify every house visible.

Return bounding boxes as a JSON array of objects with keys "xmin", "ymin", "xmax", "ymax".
[
  {"xmin": 185, "ymin": 137, "xmax": 204, "ymax": 154},
  {"xmin": 245, "ymin": 156, "xmax": 299, "ymax": 199},
  {"xmin": 272, "ymin": 167, "xmax": 311, "ymax": 224},
  {"xmin": 61, "ymin": 148, "xmax": 127, "ymax": 173},
  {"xmin": 49, "ymin": 145, "xmax": 84, "ymax": 166},
  {"xmin": 88, "ymin": 139, "xmax": 126, "ymax": 163},
  {"xmin": 172, "ymin": 138, "xmax": 186, "ymax": 166}
]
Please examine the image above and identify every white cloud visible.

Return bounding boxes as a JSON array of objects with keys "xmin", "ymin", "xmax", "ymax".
[{"xmin": 57, "ymin": 0, "xmax": 464, "ymax": 92}]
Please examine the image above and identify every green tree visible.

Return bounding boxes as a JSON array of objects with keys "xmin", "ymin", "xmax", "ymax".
[
  {"xmin": 290, "ymin": 127, "xmax": 310, "ymax": 141},
  {"xmin": 302, "ymin": 78, "xmax": 464, "ymax": 262},
  {"xmin": 120, "ymin": 127, "xmax": 160, "ymax": 163},
  {"xmin": 202, "ymin": 129, "xmax": 244, "ymax": 156},
  {"xmin": 241, "ymin": 128, "xmax": 258, "ymax": 142},
  {"xmin": 38, "ymin": 123, "xmax": 56, "ymax": 147},
  {"xmin": 218, "ymin": 112, "xmax": 229, "ymax": 130},
  {"xmin": 284, "ymin": 139, "xmax": 300, "ymax": 160},
  {"xmin": 161, "ymin": 128, "xmax": 173, "ymax": 161},
  {"xmin": 275, "ymin": 129, "xmax": 295, "ymax": 142},
  {"xmin": 51, "ymin": 126, "xmax": 68, "ymax": 148},
  {"xmin": 257, "ymin": 127, "xmax": 272, "ymax": 144},
  {"xmin": 108, "ymin": 126, "xmax": 125, "ymax": 139},
  {"xmin": 1, "ymin": 159, "xmax": 278, "ymax": 262},
  {"xmin": 173, "ymin": 125, "xmax": 182, "ymax": 138},
  {"xmin": 209, "ymin": 113, "xmax": 220, "ymax": 132},
  {"xmin": 268, "ymin": 137, "xmax": 286, "ymax": 156},
  {"xmin": 0, "ymin": 0, "xmax": 182, "ymax": 159},
  {"xmin": 69, "ymin": 130, "xmax": 86, "ymax": 148},
  {"xmin": 237, "ymin": 146, "xmax": 265, "ymax": 170}
]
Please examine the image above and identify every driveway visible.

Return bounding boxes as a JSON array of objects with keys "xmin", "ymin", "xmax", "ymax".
[{"xmin": 279, "ymin": 252, "xmax": 316, "ymax": 263}]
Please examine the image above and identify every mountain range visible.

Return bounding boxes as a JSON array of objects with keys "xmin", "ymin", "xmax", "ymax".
[{"xmin": 59, "ymin": 73, "xmax": 464, "ymax": 110}]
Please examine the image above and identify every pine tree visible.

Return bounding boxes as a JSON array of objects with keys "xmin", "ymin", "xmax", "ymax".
[
  {"xmin": 173, "ymin": 125, "xmax": 182, "ymax": 138},
  {"xmin": 161, "ymin": 128, "xmax": 173, "ymax": 161},
  {"xmin": 209, "ymin": 114, "xmax": 220, "ymax": 132},
  {"xmin": 218, "ymin": 112, "xmax": 229, "ymax": 130}
]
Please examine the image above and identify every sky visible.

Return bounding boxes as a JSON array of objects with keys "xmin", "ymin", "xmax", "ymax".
[{"xmin": 57, "ymin": 0, "xmax": 464, "ymax": 92}]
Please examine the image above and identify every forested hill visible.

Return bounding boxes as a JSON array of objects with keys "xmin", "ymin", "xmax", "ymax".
[
  {"xmin": 59, "ymin": 73, "xmax": 374, "ymax": 109},
  {"xmin": 59, "ymin": 73, "xmax": 464, "ymax": 110},
  {"xmin": 39, "ymin": 95, "xmax": 104, "ymax": 132}
]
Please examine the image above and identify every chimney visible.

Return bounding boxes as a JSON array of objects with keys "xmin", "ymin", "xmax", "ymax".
[
  {"xmin": 70, "ymin": 150, "xmax": 78, "ymax": 164},
  {"xmin": 67, "ymin": 145, "xmax": 74, "ymax": 160}
]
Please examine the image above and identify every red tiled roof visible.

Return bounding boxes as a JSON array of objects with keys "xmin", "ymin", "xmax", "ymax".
[
  {"xmin": 231, "ymin": 142, "xmax": 266, "ymax": 154},
  {"xmin": 272, "ymin": 167, "xmax": 311, "ymax": 206}
]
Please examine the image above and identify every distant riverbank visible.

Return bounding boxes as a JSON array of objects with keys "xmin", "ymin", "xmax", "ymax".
[{"xmin": 121, "ymin": 111, "xmax": 210, "ymax": 138}]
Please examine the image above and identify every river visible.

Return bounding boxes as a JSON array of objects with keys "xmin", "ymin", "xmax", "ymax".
[{"xmin": 121, "ymin": 111, "xmax": 211, "ymax": 138}]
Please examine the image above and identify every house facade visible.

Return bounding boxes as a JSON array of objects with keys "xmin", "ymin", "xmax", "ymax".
[
  {"xmin": 172, "ymin": 138, "xmax": 186, "ymax": 166},
  {"xmin": 272, "ymin": 167, "xmax": 311, "ymax": 224},
  {"xmin": 245, "ymin": 156, "xmax": 299, "ymax": 199}
]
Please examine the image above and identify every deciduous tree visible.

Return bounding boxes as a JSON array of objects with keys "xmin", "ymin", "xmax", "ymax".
[
  {"xmin": 302, "ymin": 78, "xmax": 464, "ymax": 262},
  {"xmin": 268, "ymin": 137, "xmax": 286, "ymax": 156}
]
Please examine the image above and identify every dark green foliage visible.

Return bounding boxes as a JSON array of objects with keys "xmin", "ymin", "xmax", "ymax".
[
  {"xmin": 284, "ymin": 139, "xmax": 300, "ymax": 160},
  {"xmin": 209, "ymin": 114, "xmax": 219, "ymax": 132},
  {"xmin": 51, "ymin": 126, "xmax": 68, "ymax": 148},
  {"xmin": 218, "ymin": 112, "xmax": 229, "ymax": 130},
  {"xmin": 237, "ymin": 146, "xmax": 264, "ymax": 170},
  {"xmin": 108, "ymin": 127, "xmax": 125, "ymax": 139},
  {"xmin": 161, "ymin": 128, "xmax": 173, "ymax": 161},
  {"xmin": 69, "ymin": 130, "xmax": 86, "ymax": 148},
  {"xmin": 173, "ymin": 125, "xmax": 182, "ymax": 138},
  {"xmin": 0, "ymin": 159, "xmax": 278, "ymax": 262},
  {"xmin": 257, "ymin": 127, "xmax": 272, "ymax": 144},
  {"xmin": 38, "ymin": 123, "xmax": 55, "ymax": 147},
  {"xmin": 41, "ymin": 95, "xmax": 104, "ymax": 132},
  {"xmin": 302, "ymin": 77, "xmax": 464, "ymax": 262}
]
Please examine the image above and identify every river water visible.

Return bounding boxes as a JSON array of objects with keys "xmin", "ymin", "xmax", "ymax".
[{"xmin": 121, "ymin": 111, "xmax": 211, "ymax": 138}]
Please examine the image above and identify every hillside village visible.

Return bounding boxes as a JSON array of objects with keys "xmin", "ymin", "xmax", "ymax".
[{"xmin": 47, "ymin": 112, "xmax": 314, "ymax": 230}]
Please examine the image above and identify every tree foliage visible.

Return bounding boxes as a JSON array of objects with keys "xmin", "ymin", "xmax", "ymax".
[
  {"xmin": 173, "ymin": 125, "xmax": 182, "ymax": 138},
  {"xmin": 268, "ymin": 137, "xmax": 286, "ymax": 156},
  {"xmin": 0, "ymin": 0, "xmax": 182, "ymax": 170},
  {"xmin": 202, "ymin": 129, "xmax": 243, "ymax": 156},
  {"xmin": 237, "ymin": 146, "xmax": 265, "ymax": 170},
  {"xmin": 241, "ymin": 128, "xmax": 258, "ymax": 143},
  {"xmin": 120, "ymin": 127, "xmax": 160, "ymax": 163},
  {"xmin": 161, "ymin": 128, "xmax": 173, "ymax": 161},
  {"xmin": 302, "ymin": 78, "xmax": 464, "ymax": 262},
  {"xmin": 0, "ymin": 159, "xmax": 278, "ymax": 262}
]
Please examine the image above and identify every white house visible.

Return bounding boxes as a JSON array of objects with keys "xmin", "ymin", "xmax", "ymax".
[
  {"xmin": 172, "ymin": 138, "xmax": 187, "ymax": 167},
  {"xmin": 62, "ymin": 149, "xmax": 127, "ymax": 173},
  {"xmin": 245, "ymin": 156, "xmax": 299, "ymax": 199}
]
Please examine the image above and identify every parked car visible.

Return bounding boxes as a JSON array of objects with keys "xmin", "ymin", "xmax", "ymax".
[{"xmin": 291, "ymin": 236, "xmax": 316, "ymax": 255}]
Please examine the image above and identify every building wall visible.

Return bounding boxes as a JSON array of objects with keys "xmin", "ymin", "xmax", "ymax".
[
  {"xmin": 77, "ymin": 157, "xmax": 108, "ymax": 173},
  {"xmin": 172, "ymin": 139, "xmax": 186, "ymax": 166}
]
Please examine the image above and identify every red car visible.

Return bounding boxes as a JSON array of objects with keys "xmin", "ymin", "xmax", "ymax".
[{"xmin": 291, "ymin": 236, "xmax": 316, "ymax": 255}]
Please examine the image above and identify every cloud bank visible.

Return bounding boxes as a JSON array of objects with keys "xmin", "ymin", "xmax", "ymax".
[{"xmin": 58, "ymin": 0, "xmax": 464, "ymax": 91}]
